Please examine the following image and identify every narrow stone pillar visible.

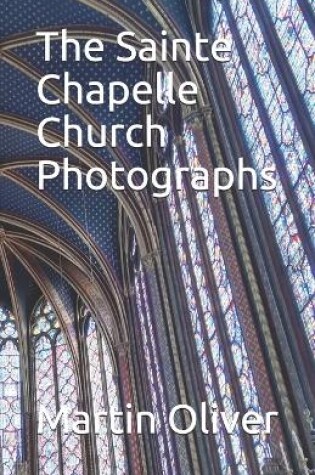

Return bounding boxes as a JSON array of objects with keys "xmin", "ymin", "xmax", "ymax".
[
  {"xmin": 116, "ymin": 342, "xmax": 143, "ymax": 475},
  {"xmin": 141, "ymin": 251, "xmax": 193, "ymax": 475}
]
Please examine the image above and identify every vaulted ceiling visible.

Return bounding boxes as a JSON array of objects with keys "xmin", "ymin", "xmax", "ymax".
[{"xmin": 0, "ymin": 0, "xmax": 200, "ymax": 334}]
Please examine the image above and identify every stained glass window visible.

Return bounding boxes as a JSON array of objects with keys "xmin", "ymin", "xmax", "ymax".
[
  {"xmin": 167, "ymin": 135, "xmax": 270, "ymax": 472},
  {"xmin": 81, "ymin": 309, "xmax": 126, "ymax": 475},
  {"xmin": 264, "ymin": 0, "xmax": 315, "ymax": 122},
  {"xmin": 211, "ymin": 0, "xmax": 315, "ymax": 356},
  {"xmin": 32, "ymin": 299, "xmax": 83, "ymax": 475},
  {"xmin": 0, "ymin": 307, "xmax": 22, "ymax": 475},
  {"xmin": 132, "ymin": 248, "xmax": 177, "ymax": 475},
  {"xmin": 187, "ymin": 127, "xmax": 271, "ymax": 465}
]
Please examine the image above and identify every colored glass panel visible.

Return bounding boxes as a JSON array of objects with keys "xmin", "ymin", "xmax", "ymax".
[
  {"xmin": 212, "ymin": 0, "xmax": 315, "ymax": 354},
  {"xmin": 0, "ymin": 309, "xmax": 21, "ymax": 475},
  {"xmin": 264, "ymin": 0, "xmax": 315, "ymax": 122},
  {"xmin": 33, "ymin": 300, "xmax": 83, "ymax": 475}
]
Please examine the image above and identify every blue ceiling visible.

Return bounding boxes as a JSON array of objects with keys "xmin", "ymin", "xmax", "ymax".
[
  {"xmin": 2, "ymin": 0, "xmax": 133, "ymax": 37},
  {"xmin": 0, "ymin": 176, "xmax": 91, "ymax": 256},
  {"xmin": 1, "ymin": 0, "xmax": 193, "ymax": 301},
  {"xmin": 0, "ymin": 125, "xmax": 71, "ymax": 161}
]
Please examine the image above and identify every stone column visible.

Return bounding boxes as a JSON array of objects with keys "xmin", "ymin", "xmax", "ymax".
[
  {"xmin": 141, "ymin": 250, "xmax": 194, "ymax": 475},
  {"xmin": 116, "ymin": 342, "xmax": 143, "ymax": 475}
]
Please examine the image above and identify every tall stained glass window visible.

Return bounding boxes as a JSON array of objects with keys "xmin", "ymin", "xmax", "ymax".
[
  {"xmin": 0, "ymin": 308, "xmax": 22, "ymax": 475},
  {"xmin": 80, "ymin": 307, "xmax": 126, "ymax": 475},
  {"xmin": 32, "ymin": 299, "xmax": 83, "ymax": 475},
  {"xmin": 131, "ymin": 240, "xmax": 177, "ymax": 475},
  {"xmin": 166, "ymin": 129, "xmax": 270, "ymax": 473},
  {"xmin": 211, "ymin": 0, "xmax": 315, "ymax": 356}
]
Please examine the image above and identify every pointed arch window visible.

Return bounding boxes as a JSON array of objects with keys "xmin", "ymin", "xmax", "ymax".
[
  {"xmin": 80, "ymin": 307, "xmax": 126, "ymax": 475},
  {"xmin": 211, "ymin": 0, "xmax": 315, "ymax": 356},
  {"xmin": 0, "ymin": 307, "xmax": 22, "ymax": 475},
  {"xmin": 32, "ymin": 299, "xmax": 83, "ymax": 475}
]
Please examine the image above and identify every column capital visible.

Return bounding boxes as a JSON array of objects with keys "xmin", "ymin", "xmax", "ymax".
[
  {"xmin": 183, "ymin": 105, "xmax": 213, "ymax": 128},
  {"xmin": 173, "ymin": 135, "xmax": 185, "ymax": 146},
  {"xmin": 142, "ymin": 249, "xmax": 160, "ymax": 269}
]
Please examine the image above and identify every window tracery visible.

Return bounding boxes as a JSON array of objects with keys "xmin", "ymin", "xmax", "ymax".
[
  {"xmin": 0, "ymin": 308, "xmax": 21, "ymax": 475},
  {"xmin": 0, "ymin": 297, "xmax": 127, "ymax": 475},
  {"xmin": 32, "ymin": 299, "xmax": 83, "ymax": 475}
]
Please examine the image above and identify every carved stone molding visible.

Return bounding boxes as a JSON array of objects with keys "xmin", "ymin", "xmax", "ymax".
[
  {"xmin": 184, "ymin": 105, "xmax": 213, "ymax": 128},
  {"xmin": 142, "ymin": 249, "xmax": 160, "ymax": 270},
  {"xmin": 304, "ymin": 408, "xmax": 314, "ymax": 433}
]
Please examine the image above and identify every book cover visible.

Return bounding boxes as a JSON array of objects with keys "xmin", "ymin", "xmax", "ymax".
[{"xmin": 0, "ymin": 0, "xmax": 314, "ymax": 474}]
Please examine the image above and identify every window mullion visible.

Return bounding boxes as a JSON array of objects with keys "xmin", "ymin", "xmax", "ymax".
[
  {"xmin": 157, "ymin": 205, "xmax": 226, "ymax": 473},
  {"xmin": 136, "ymin": 269, "xmax": 176, "ymax": 475},
  {"xmin": 136, "ymin": 271, "xmax": 171, "ymax": 473},
  {"xmin": 0, "ymin": 311, "xmax": 23, "ymax": 475},
  {"xmin": 81, "ymin": 321, "xmax": 100, "ymax": 475},
  {"xmin": 51, "ymin": 338, "xmax": 64, "ymax": 475},
  {"xmin": 128, "ymin": 289, "xmax": 161, "ymax": 474},
  {"xmin": 31, "ymin": 345, "xmax": 39, "ymax": 475},
  {"xmin": 96, "ymin": 330, "xmax": 117, "ymax": 473}
]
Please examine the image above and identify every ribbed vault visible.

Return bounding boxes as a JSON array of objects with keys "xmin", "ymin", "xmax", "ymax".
[{"xmin": 0, "ymin": 0, "xmax": 205, "ymax": 342}]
